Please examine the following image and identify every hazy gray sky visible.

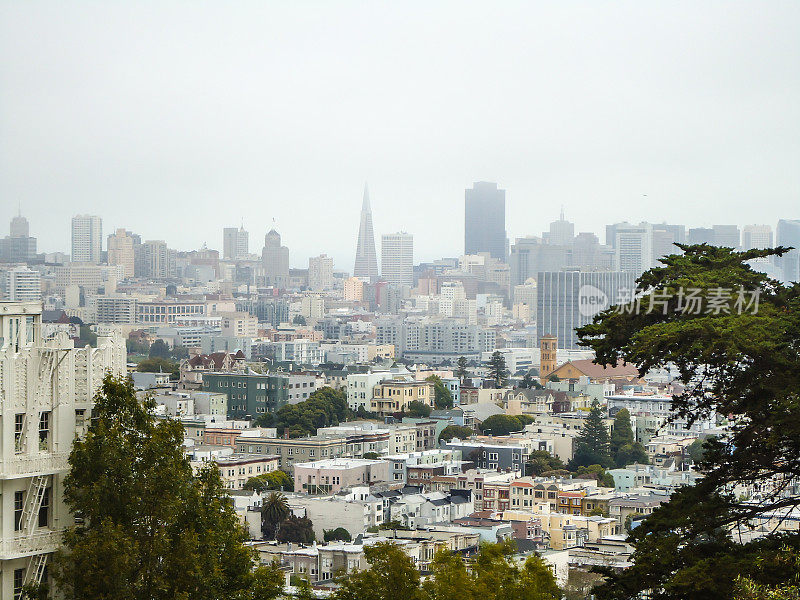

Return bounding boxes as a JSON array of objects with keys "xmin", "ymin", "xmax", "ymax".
[{"xmin": 1, "ymin": 1, "xmax": 798, "ymax": 269}]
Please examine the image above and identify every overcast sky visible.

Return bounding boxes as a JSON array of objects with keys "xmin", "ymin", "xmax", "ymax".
[{"xmin": 1, "ymin": 1, "xmax": 798, "ymax": 269}]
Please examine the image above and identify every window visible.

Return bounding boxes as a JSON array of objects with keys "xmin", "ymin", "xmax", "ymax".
[
  {"xmin": 14, "ymin": 568, "xmax": 25, "ymax": 600},
  {"xmin": 39, "ymin": 411, "xmax": 51, "ymax": 451},
  {"xmin": 14, "ymin": 491, "xmax": 24, "ymax": 531},
  {"xmin": 39, "ymin": 487, "xmax": 51, "ymax": 528},
  {"xmin": 14, "ymin": 413, "xmax": 24, "ymax": 454}
]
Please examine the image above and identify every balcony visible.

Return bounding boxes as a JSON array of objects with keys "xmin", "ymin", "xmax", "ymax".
[
  {"xmin": 0, "ymin": 529, "xmax": 63, "ymax": 559},
  {"xmin": 0, "ymin": 452, "xmax": 70, "ymax": 479}
]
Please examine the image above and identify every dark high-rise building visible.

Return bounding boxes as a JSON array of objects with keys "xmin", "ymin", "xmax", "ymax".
[
  {"xmin": 688, "ymin": 227, "xmax": 715, "ymax": 245},
  {"xmin": 0, "ymin": 214, "xmax": 37, "ymax": 263},
  {"xmin": 354, "ymin": 184, "xmax": 379, "ymax": 278},
  {"xmin": 465, "ymin": 182, "xmax": 507, "ymax": 260},
  {"xmin": 262, "ymin": 229, "xmax": 289, "ymax": 288},
  {"xmin": 509, "ymin": 237, "xmax": 571, "ymax": 287},
  {"xmin": 712, "ymin": 225, "xmax": 741, "ymax": 249},
  {"xmin": 777, "ymin": 219, "xmax": 800, "ymax": 283},
  {"xmin": 537, "ymin": 270, "xmax": 636, "ymax": 349}
]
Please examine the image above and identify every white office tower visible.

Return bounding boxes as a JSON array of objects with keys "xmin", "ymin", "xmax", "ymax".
[
  {"xmin": 223, "ymin": 226, "xmax": 249, "ymax": 261},
  {"xmin": 614, "ymin": 223, "xmax": 653, "ymax": 276},
  {"xmin": 70, "ymin": 215, "xmax": 102, "ymax": 264},
  {"xmin": 0, "ymin": 302, "xmax": 126, "ymax": 597},
  {"xmin": 4, "ymin": 268, "xmax": 41, "ymax": 302},
  {"xmin": 381, "ymin": 232, "xmax": 413, "ymax": 287},
  {"xmin": 742, "ymin": 225, "xmax": 773, "ymax": 250}
]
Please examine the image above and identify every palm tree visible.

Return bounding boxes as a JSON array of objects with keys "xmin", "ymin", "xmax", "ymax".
[{"xmin": 262, "ymin": 492, "xmax": 290, "ymax": 539}]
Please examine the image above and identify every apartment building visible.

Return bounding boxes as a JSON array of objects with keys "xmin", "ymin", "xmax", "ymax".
[
  {"xmin": 346, "ymin": 372, "xmax": 391, "ymax": 411},
  {"xmin": 371, "ymin": 379, "xmax": 434, "ymax": 417},
  {"xmin": 4, "ymin": 268, "xmax": 41, "ymax": 302},
  {"xmin": 94, "ymin": 295, "xmax": 137, "ymax": 324},
  {"xmin": 54, "ymin": 264, "xmax": 124, "ymax": 294},
  {"xmin": 212, "ymin": 455, "xmax": 281, "ymax": 490},
  {"xmin": 0, "ymin": 301, "xmax": 126, "ymax": 598},
  {"xmin": 294, "ymin": 458, "xmax": 389, "ymax": 494},
  {"xmin": 235, "ymin": 430, "xmax": 389, "ymax": 470},
  {"xmin": 382, "ymin": 449, "xmax": 463, "ymax": 487},
  {"xmin": 136, "ymin": 299, "xmax": 205, "ymax": 325},
  {"xmin": 201, "ymin": 372, "xmax": 318, "ymax": 419}
]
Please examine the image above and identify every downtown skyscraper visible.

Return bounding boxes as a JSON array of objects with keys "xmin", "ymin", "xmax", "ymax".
[
  {"xmin": 465, "ymin": 181, "xmax": 507, "ymax": 261},
  {"xmin": 353, "ymin": 184, "xmax": 378, "ymax": 278},
  {"xmin": 71, "ymin": 214, "xmax": 102, "ymax": 264}
]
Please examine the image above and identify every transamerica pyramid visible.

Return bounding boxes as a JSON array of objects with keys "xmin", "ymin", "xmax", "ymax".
[{"xmin": 353, "ymin": 183, "xmax": 379, "ymax": 278}]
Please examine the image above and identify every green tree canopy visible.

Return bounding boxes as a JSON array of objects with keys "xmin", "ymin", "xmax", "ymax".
[
  {"xmin": 577, "ymin": 244, "xmax": 800, "ymax": 599},
  {"xmin": 569, "ymin": 401, "xmax": 612, "ymax": 469},
  {"xmin": 519, "ymin": 371, "xmax": 543, "ymax": 389},
  {"xmin": 148, "ymin": 338, "xmax": 171, "ymax": 359},
  {"xmin": 52, "ymin": 375, "xmax": 281, "ymax": 600},
  {"xmin": 276, "ymin": 515, "xmax": 315, "ymax": 544},
  {"xmin": 614, "ymin": 442, "xmax": 649, "ymax": 468},
  {"xmin": 438, "ymin": 425, "xmax": 474, "ymax": 443},
  {"xmin": 526, "ymin": 450, "xmax": 566, "ymax": 476},
  {"xmin": 407, "ymin": 399, "xmax": 433, "ymax": 418},
  {"xmin": 334, "ymin": 541, "xmax": 423, "ymax": 600},
  {"xmin": 456, "ymin": 356, "xmax": 469, "ymax": 382},
  {"xmin": 335, "ymin": 540, "xmax": 561, "ymax": 600},
  {"xmin": 137, "ymin": 357, "xmax": 179, "ymax": 379},
  {"xmin": 255, "ymin": 386, "xmax": 351, "ymax": 436},
  {"xmin": 243, "ymin": 470, "xmax": 293, "ymax": 492},
  {"xmin": 610, "ymin": 408, "xmax": 634, "ymax": 455},
  {"xmin": 323, "ymin": 527, "xmax": 352, "ymax": 542},
  {"xmin": 426, "ymin": 375, "xmax": 454, "ymax": 409},
  {"xmin": 610, "ymin": 408, "xmax": 649, "ymax": 467},
  {"xmin": 262, "ymin": 492, "xmax": 290, "ymax": 540},
  {"xmin": 572, "ymin": 464, "xmax": 616, "ymax": 488},
  {"xmin": 479, "ymin": 414, "xmax": 525, "ymax": 436},
  {"xmin": 487, "ymin": 351, "xmax": 510, "ymax": 388}
]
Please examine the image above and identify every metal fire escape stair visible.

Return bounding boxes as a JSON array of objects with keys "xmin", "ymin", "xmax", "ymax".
[
  {"xmin": 20, "ymin": 474, "xmax": 49, "ymax": 535},
  {"xmin": 24, "ymin": 552, "xmax": 48, "ymax": 587}
]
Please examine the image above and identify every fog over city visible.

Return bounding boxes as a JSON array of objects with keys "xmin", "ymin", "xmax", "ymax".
[{"xmin": 1, "ymin": 1, "xmax": 798, "ymax": 267}]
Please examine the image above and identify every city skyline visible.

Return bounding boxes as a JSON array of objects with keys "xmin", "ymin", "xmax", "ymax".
[
  {"xmin": 1, "ymin": 2, "xmax": 798, "ymax": 267},
  {"xmin": 2, "ymin": 204, "xmax": 796, "ymax": 274}
]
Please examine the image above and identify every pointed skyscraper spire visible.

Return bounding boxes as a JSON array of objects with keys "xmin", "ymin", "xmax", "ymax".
[
  {"xmin": 362, "ymin": 183, "xmax": 371, "ymax": 211},
  {"xmin": 354, "ymin": 183, "xmax": 379, "ymax": 278}
]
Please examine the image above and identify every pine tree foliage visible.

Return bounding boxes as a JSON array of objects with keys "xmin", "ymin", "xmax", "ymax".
[
  {"xmin": 53, "ymin": 375, "xmax": 282, "ymax": 600},
  {"xmin": 570, "ymin": 400, "xmax": 612, "ymax": 469},
  {"xmin": 487, "ymin": 351, "xmax": 510, "ymax": 388},
  {"xmin": 577, "ymin": 244, "xmax": 800, "ymax": 599}
]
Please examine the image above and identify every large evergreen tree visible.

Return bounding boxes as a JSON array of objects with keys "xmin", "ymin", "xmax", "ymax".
[
  {"xmin": 610, "ymin": 408, "xmax": 649, "ymax": 467},
  {"xmin": 577, "ymin": 244, "xmax": 800, "ymax": 599},
  {"xmin": 53, "ymin": 375, "xmax": 282, "ymax": 600},
  {"xmin": 569, "ymin": 400, "xmax": 612, "ymax": 469},
  {"xmin": 610, "ymin": 408, "xmax": 634, "ymax": 455},
  {"xmin": 487, "ymin": 351, "xmax": 510, "ymax": 388},
  {"xmin": 456, "ymin": 356, "xmax": 469, "ymax": 383}
]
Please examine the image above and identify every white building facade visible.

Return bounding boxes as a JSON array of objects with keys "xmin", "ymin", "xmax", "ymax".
[{"xmin": 0, "ymin": 301, "xmax": 126, "ymax": 598}]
